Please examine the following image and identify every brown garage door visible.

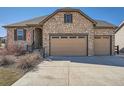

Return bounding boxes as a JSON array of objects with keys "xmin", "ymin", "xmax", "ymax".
[
  {"xmin": 94, "ymin": 36, "xmax": 111, "ymax": 56},
  {"xmin": 50, "ymin": 35, "xmax": 87, "ymax": 56}
]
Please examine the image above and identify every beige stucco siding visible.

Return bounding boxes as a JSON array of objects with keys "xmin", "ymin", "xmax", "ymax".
[
  {"xmin": 42, "ymin": 11, "xmax": 94, "ymax": 56},
  {"xmin": 115, "ymin": 26, "xmax": 124, "ymax": 52}
]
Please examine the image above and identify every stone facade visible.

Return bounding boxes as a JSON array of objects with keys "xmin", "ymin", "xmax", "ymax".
[
  {"xmin": 5, "ymin": 10, "xmax": 115, "ymax": 56},
  {"xmin": 42, "ymin": 11, "xmax": 115, "ymax": 56},
  {"xmin": 6, "ymin": 27, "xmax": 34, "ymax": 51}
]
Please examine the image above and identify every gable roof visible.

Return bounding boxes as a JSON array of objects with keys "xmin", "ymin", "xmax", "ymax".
[
  {"xmin": 3, "ymin": 8, "xmax": 117, "ymax": 28},
  {"xmin": 115, "ymin": 21, "xmax": 124, "ymax": 33},
  {"xmin": 39, "ymin": 8, "xmax": 97, "ymax": 25}
]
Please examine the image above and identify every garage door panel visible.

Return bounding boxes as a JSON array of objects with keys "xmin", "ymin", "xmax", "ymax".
[
  {"xmin": 94, "ymin": 36, "xmax": 110, "ymax": 56},
  {"xmin": 50, "ymin": 35, "xmax": 87, "ymax": 56},
  {"xmin": 51, "ymin": 48, "xmax": 85, "ymax": 56}
]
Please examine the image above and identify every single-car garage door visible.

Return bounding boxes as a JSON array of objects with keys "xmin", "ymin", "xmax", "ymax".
[
  {"xmin": 94, "ymin": 35, "xmax": 111, "ymax": 56},
  {"xmin": 50, "ymin": 35, "xmax": 87, "ymax": 56}
]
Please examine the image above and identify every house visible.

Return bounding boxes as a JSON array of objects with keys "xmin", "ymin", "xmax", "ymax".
[
  {"xmin": 115, "ymin": 21, "xmax": 124, "ymax": 53},
  {"xmin": 0, "ymin": 36, "xmax": 6, "ymax": 48},
  {"xmin": 0, "ymin": 36, "xmax": 6, "ymax": 43},
  {"xmin": 3, "ymin": 8, "xmax": 117, "ymax": 56}
]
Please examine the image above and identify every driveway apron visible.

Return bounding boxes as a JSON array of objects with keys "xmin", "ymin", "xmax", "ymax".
[{"xmin": 12, "ymin": 56, "xmax": 124, "ymax": 86}]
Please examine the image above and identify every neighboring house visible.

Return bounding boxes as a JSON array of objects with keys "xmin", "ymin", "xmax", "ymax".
[
  {"xmin": 115, "ymin": 21, "xmax": 124, "ymax": 53},
  {"xmin": 0, "ymin": 36, "xmax": 6, "ymax": 43},
  {"xmin": 3, "ymin": 8, "xmax": 117, "ymax": 56},
  {"xmin": 0, "ymin": 36, "xmax": 6, "ymax": 48}
]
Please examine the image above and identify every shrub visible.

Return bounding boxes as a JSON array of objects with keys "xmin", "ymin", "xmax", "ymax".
[
  {"xmin": 11, "ymin": 44, "xmax": 26, "ymax": 56},
  {"xmin": 16, "ymin": 53, "xmax": 41, "ymax": 70},
  {"xmin": 0, "ymin": 48, "xmax": 26, "ymax": 56},
  {"xmin": 0, "ymin": 55, "xmax": 16, "ymax": 66},
  {"xmin": 0, "ymin": 48, "xmax": 6, "ymax": 56},
  {"xmin": 4, "ymin": 42, "xmax": 27, "ymax": 56}
]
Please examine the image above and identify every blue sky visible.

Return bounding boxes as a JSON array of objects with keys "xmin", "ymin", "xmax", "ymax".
[{"xmin": 0, "ymin": 7, "xmax": 124, "ymax": 37}]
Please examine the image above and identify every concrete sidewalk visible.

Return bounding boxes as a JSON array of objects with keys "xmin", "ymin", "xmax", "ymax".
[{"xmin": 12, "ymin": 56, "xmax": 124, "ymax": 86}]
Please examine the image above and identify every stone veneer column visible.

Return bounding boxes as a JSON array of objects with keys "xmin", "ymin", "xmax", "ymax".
[
  {"xmin": 26, "ymin": 27, "xmax": 35, "ymax": 46},
  {"xmin": 42, "ymin": 30, "xmax": 49, "ymax": 56},
  {"xmin": 7, "ymin": 28, "xmax": 15, "ymax": 50},
  {"xmin": 88, "ymin": 35, "xmax": 94, "ymax": 56},
  {"xmin": 111, "ymin": 35, "xmax": 115, "ymax": 55}
]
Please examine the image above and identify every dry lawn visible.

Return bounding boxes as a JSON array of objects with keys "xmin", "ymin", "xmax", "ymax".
[
  {"xmin": 0, "ymin": 67, "xmax": 24, "ymax": 86},
  {"xmin": 0, "ymin": 52, "xmax": 43, "ymax": 86}
]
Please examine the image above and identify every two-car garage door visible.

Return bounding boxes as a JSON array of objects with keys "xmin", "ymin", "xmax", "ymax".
[
  {"xmin": 50, "ymin": 35, "xmax": 87, "ymax": 56},
  {"xmin": 49, "ymin": 35, "xmax": 111, "ymax": 56}
]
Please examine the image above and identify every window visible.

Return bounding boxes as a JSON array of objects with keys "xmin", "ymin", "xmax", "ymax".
[
  {"xmin": 17, "ymin": 29, "xmax": 24, "ymax": 40},
  {"xmin": 95, "ymin": 36, "xmax": 101, "ymax": 39},
  {"xmin": 52, "ymin": 36, "xmax": 59, "ymax": 39},
  {"xmin": 61, "ymin": 36, "xmax": 68, "ymax": 39},
  {"xmin": 69, "ymin": 36, "xmax": 77, "ymax": 38},
  {"xmin": 78, "ymin": 36, "xmax": 85, "ymax": 38},
  {"xmin": 103, "ymin": 36, "xmax": 109, "ymax": 39},
  {"xmin": 64, "ymin": 14, "xmax": 72, "ymax": 23}
]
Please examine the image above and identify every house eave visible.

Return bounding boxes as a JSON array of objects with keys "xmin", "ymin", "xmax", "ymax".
[
  {"xmin": 2, "ymin": 25, "xmax": 28, "ymax": 28},
  {"xmin": 115, "ymin": 22, "xmax": 124, "ymax": 33},
  {"xmin": 26, "ymin": 24, "xmax": 43, "ymax": 27},
  {"xmin": 3, "ymin": 24, "xmax": 42, "ymax": 28},
  {"xmin": 94, "ymin": 26, "xmax": 117, "ymax": 29}
]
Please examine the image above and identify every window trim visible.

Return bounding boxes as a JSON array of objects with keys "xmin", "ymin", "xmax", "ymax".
[{"xmin": 64, "ymin": 14, "xmax": 73, "ymax": 23}]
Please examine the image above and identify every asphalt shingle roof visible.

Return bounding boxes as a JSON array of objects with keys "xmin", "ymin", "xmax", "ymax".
[
  {"xmin": 3, "ymin": 15, "xmax": 117, "ymax": 28},
  {"xmin": 95, "ymin": 20, "xmax": 116, "ymax": 27},
  {"xmin": 4, "ymin": 16, "xmax": 48, "ymax": 27}
]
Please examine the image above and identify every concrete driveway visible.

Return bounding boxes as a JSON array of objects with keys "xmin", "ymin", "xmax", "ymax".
[{"xmin": 13, "ymin": 56, "xmax": 124, "ymax": 86}]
